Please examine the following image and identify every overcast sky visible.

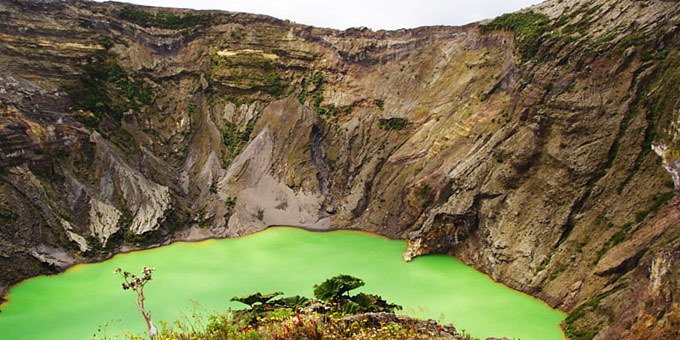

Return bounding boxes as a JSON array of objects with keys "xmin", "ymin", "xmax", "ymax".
[{"xmin": 100, "ymin": 0, "xmax": 544, "ymax": 30}]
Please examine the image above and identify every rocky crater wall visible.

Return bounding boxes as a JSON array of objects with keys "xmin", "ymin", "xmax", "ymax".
[{"xmin": 0, "ymin": 0, "xmax": 678, "ymax": 338}]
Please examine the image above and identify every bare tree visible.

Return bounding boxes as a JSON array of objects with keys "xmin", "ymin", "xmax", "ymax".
[{"xmin": 114, "ymin": 267, "xmax": 157, "ymax": 339}]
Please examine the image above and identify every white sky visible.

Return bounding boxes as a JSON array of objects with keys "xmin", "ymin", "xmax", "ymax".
[{"xmin": 100, "ymin": 0, "xmax": 544, "ymax": 30}]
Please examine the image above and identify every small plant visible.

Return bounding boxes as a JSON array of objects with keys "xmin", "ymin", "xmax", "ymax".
[
  {"xmin": 313, "ymin": 275, "xmax": 401, "ymax": 314},
  {"xmin": 374, "ymin": 99, "xmax": 385, "ymax": 110},
  {"xmin": 313, "ymin": 275, "xmax": 365, "ymax": 303},
  {"xmin": 115, "ymin": 267, "xmax": 157, "ymax": 339},
  {"xmin": 231, "ymin": 291, "xmax": 284, "ymax": 325},
  {"xmin": 232, "ymin": 291, "xmax": 284, "ymax": 309},
  {"xmin": 273, "ymin": 295, "xmax": 310, "ymax": 310},
  {"xmin": 417, "ymin": 184, "xmax": 431, "ymax": 199},
  {"xmin": 416, "ymin": 184, "xmax": 434, "ymax": 209},
  {"xmin": 225, "ymin": 196, "xmax": 236, "ymax": 209}
]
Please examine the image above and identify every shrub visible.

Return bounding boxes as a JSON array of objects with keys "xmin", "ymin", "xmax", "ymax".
[
  {"xmin": 374, "ymin": 99, "xmax": 385, "ymax": 110},
  {"xmin": 232, "ymin": 292, "xmax": 284, "ymax": 309},
  {"xmin": 379, "ymin": 117, "xmax": 409, "ymax": 131},
  {"xmin": 222, "ymin": 120, "xmax": 254, "ymax": 163},
  {"xmin": 350, "ymin": 293, "xmax": 401, "ymax": 313},
  {"xmin": 67, "ymin": 51, "xmax": 152, "ymax": 127},
  {"xmin": 118, "ymin": 7, "xmax": 212, "ymax": 29},
  {"xmin": 273, "ymin": 295, "xmax": 311, "ymax": 310},
  {"xmin": 313, "ymin": 274, "xmax": 365, "ymax": 302},
  {"xmin": 481, "ymin": 12, "xmax": 551, "ymax": 61},
  {"xmin": 115, "ymin": 267, "xmax": 158, "ymax": 339},
  {"xmin": 225, "ymin": 196, "xmax": 237, "ymax": 209}
]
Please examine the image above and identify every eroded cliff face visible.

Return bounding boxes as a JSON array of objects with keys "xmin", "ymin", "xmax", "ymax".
[{"xmin": 0, "ymin": 0, "xmax": 678, "ymax": 338}]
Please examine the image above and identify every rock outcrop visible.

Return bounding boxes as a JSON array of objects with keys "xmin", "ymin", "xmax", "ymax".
[{"xmin": 0, "ymin": 0, "xmax": 679, "ymax": 338}]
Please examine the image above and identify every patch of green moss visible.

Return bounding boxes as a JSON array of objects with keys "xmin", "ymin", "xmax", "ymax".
[
  {"xmin": 564, "ymin": 286, "xmax": 624, "ymax": 340},
  {"xmin": 209, "ymin": 52, "xmax": 287, "ymax": 98},
  {"xmin": 374, "ymin": 99, "xmax": 385, "ymax": 110},
  {"xmin": 224, "ymin": 196, "xmax": 236, "ymax": 209},
  {"xmin": 379, "ymin": 117, "xmax": 409, "ymax": 131},
  {"xmin": 634, "ymin": 191, "xmax": 675, "ymax": 223},
  {"xmin": 221, "ymin": 120, "xmax": 255, "ymax": 166},
  {"xmin": 641, "ymin": 49, "xmax": 669, "ymax": 63},
  {"xmin": 116, "ymin": 206, "xmax": 134, "ymax": 231},
  {"xmin": 618, "ymin": 34, "xmax": 643, "ymax": 51},
  {"xmin": 228, "ymin": 27, "xmax": 245, "ymax": 42},
  {"xmin": 554, "ymin": 2, "xmax": 602, "ymax": 29},
  {"xmin": 118, "ymin": 6, "xmax": 212, "ymax": 29},
  {"xmin": 481, "ymin": 12, "xmax": 551, "ymax": 61},
  {"xmin": 594, "ymin": 229, "xmax": 627, "ymax": 264},
  {"xmin": 297, "ymin": 72, "xmax": 338, "ymax": 117},
  {"xmin": 99, "ymin": 37, "xmax": 114, "ymax": 49},
  {"xmin": 67, "ymin": 51, "xmax": 152, "ymax": 128}
]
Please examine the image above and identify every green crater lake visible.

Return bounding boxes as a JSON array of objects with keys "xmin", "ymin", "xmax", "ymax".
[{"xmin": 0, "ymin": 227, "xmax": 565, "ymax": 339}]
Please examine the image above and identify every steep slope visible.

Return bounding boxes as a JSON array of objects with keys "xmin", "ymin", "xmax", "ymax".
[{"xmin": 0, "ymin": 0, "xmax": 678, "ymax": 338}]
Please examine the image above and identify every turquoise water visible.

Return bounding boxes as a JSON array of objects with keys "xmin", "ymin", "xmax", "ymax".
[{"xmin": 0, "ymin": 227, "xmax": 565, "ymax": 339}]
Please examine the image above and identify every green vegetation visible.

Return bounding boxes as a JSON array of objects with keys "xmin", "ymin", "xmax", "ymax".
[
  {"xmin": 221, "ymin": 120, "xmax": 255, "ymax": 164},
  {"xmin": 594, "ymin": 227, "xmax": 628, "ymax": 264},
  {"xmin": 209, "ymin": 51, "xmax": 287, "ymax": 98},
  {"xmin": 615, "ymin": 47, "xmax": 678, "ymax": 192},
  {"xmin": 224, "ymin": 196, "xmax": 237, "ymax": 209},
  {"xmin": 67, "ymin": 51, "xmax": 152, "ymax": 128},
  {"xmin": 114, "ymin": 207, "xmax": 145, "ymax": 245},
  {"xmin": 634, "ymin": 192, "xmax": 674, "ymax": 223},
  {"xmin": 298, "ymin": 72, "xmax": 339, "ymax": 117},
  {"xmin": 117, "ymin": 206, "xmax": 134, "ymax": 231},
  {"xmin": 563, "ymin": 287, "xmax": 624, "ymax": 340},
  {"xmin": 641, "ymin": 49, "xmax": 669, "ymax": 63},
  {"xmin": 99, "ymin": 37, "xmax": 115, "ymax": 49},
  {"xmin": 230, "ymin": 291, "xmax": 285, "ymax": 325},
  {"xmin": 229, "ymin": 27, "xmax": 245, "ymax": 42},
  {"xmin": 311, "ymin": 275, "xmax": 401, "ymax": 314},
  {"xmin": 617, "ymin": 34, "xmax": 643, "ymax": 51},
  {"xmin": 379, "ymin": 117, "xmax": 409, "ymax": 131},
  {"xmin": 313, "ymin": 275, "xmax": 364, "ymax": 302},
  {"xmin": 556, "ymin": 3, "xmax": 603, "ymax": 37},
  {"xmin": 148, "ymin": 275, "xmax": 423, "ymax": 339},
  {"xmin": 481, "ymin": 12, "xmax": 551, "ymax": 61},
  {"xmin": 118, "ymin": 6, "xmax": 212, "ymax": 29},
  {"xmin": 374, "ymin": 99, "xmax": 385, "ymax": 110}
]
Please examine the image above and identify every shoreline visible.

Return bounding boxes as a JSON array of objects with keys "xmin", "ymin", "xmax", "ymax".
[
  {"xmin": 0, "ymin": 226, "xmax": 565, "ymax": 318},
  {"xmin": 0, "ymin": 225, "xmax": 566, "ymax": 339},
  {"xmin": 0, "ymin": 224, "xmax": 396, "ymax": 303}
]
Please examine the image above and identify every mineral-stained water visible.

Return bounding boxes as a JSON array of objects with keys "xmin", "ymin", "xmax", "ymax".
[{"xmin": 0, "ymin": 227, "xmax": 565, "ymax": 339}]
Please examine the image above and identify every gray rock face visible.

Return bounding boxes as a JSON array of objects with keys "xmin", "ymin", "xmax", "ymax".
[
  {"xmin": 654, "ymin": 144, "xmax": 680, "ymax": 192},
  {"xmin": 93, "ymin": 133, "xmax": 172, "ymax": 236},
  {"xmin": 88, "ymin": 198, "xmax": 122, "ymax": 246}
]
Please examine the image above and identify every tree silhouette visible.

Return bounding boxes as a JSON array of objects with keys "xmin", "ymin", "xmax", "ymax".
[{"xmin": 114, "ymin": 266, "xmax": 157, "ymax": 339}]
